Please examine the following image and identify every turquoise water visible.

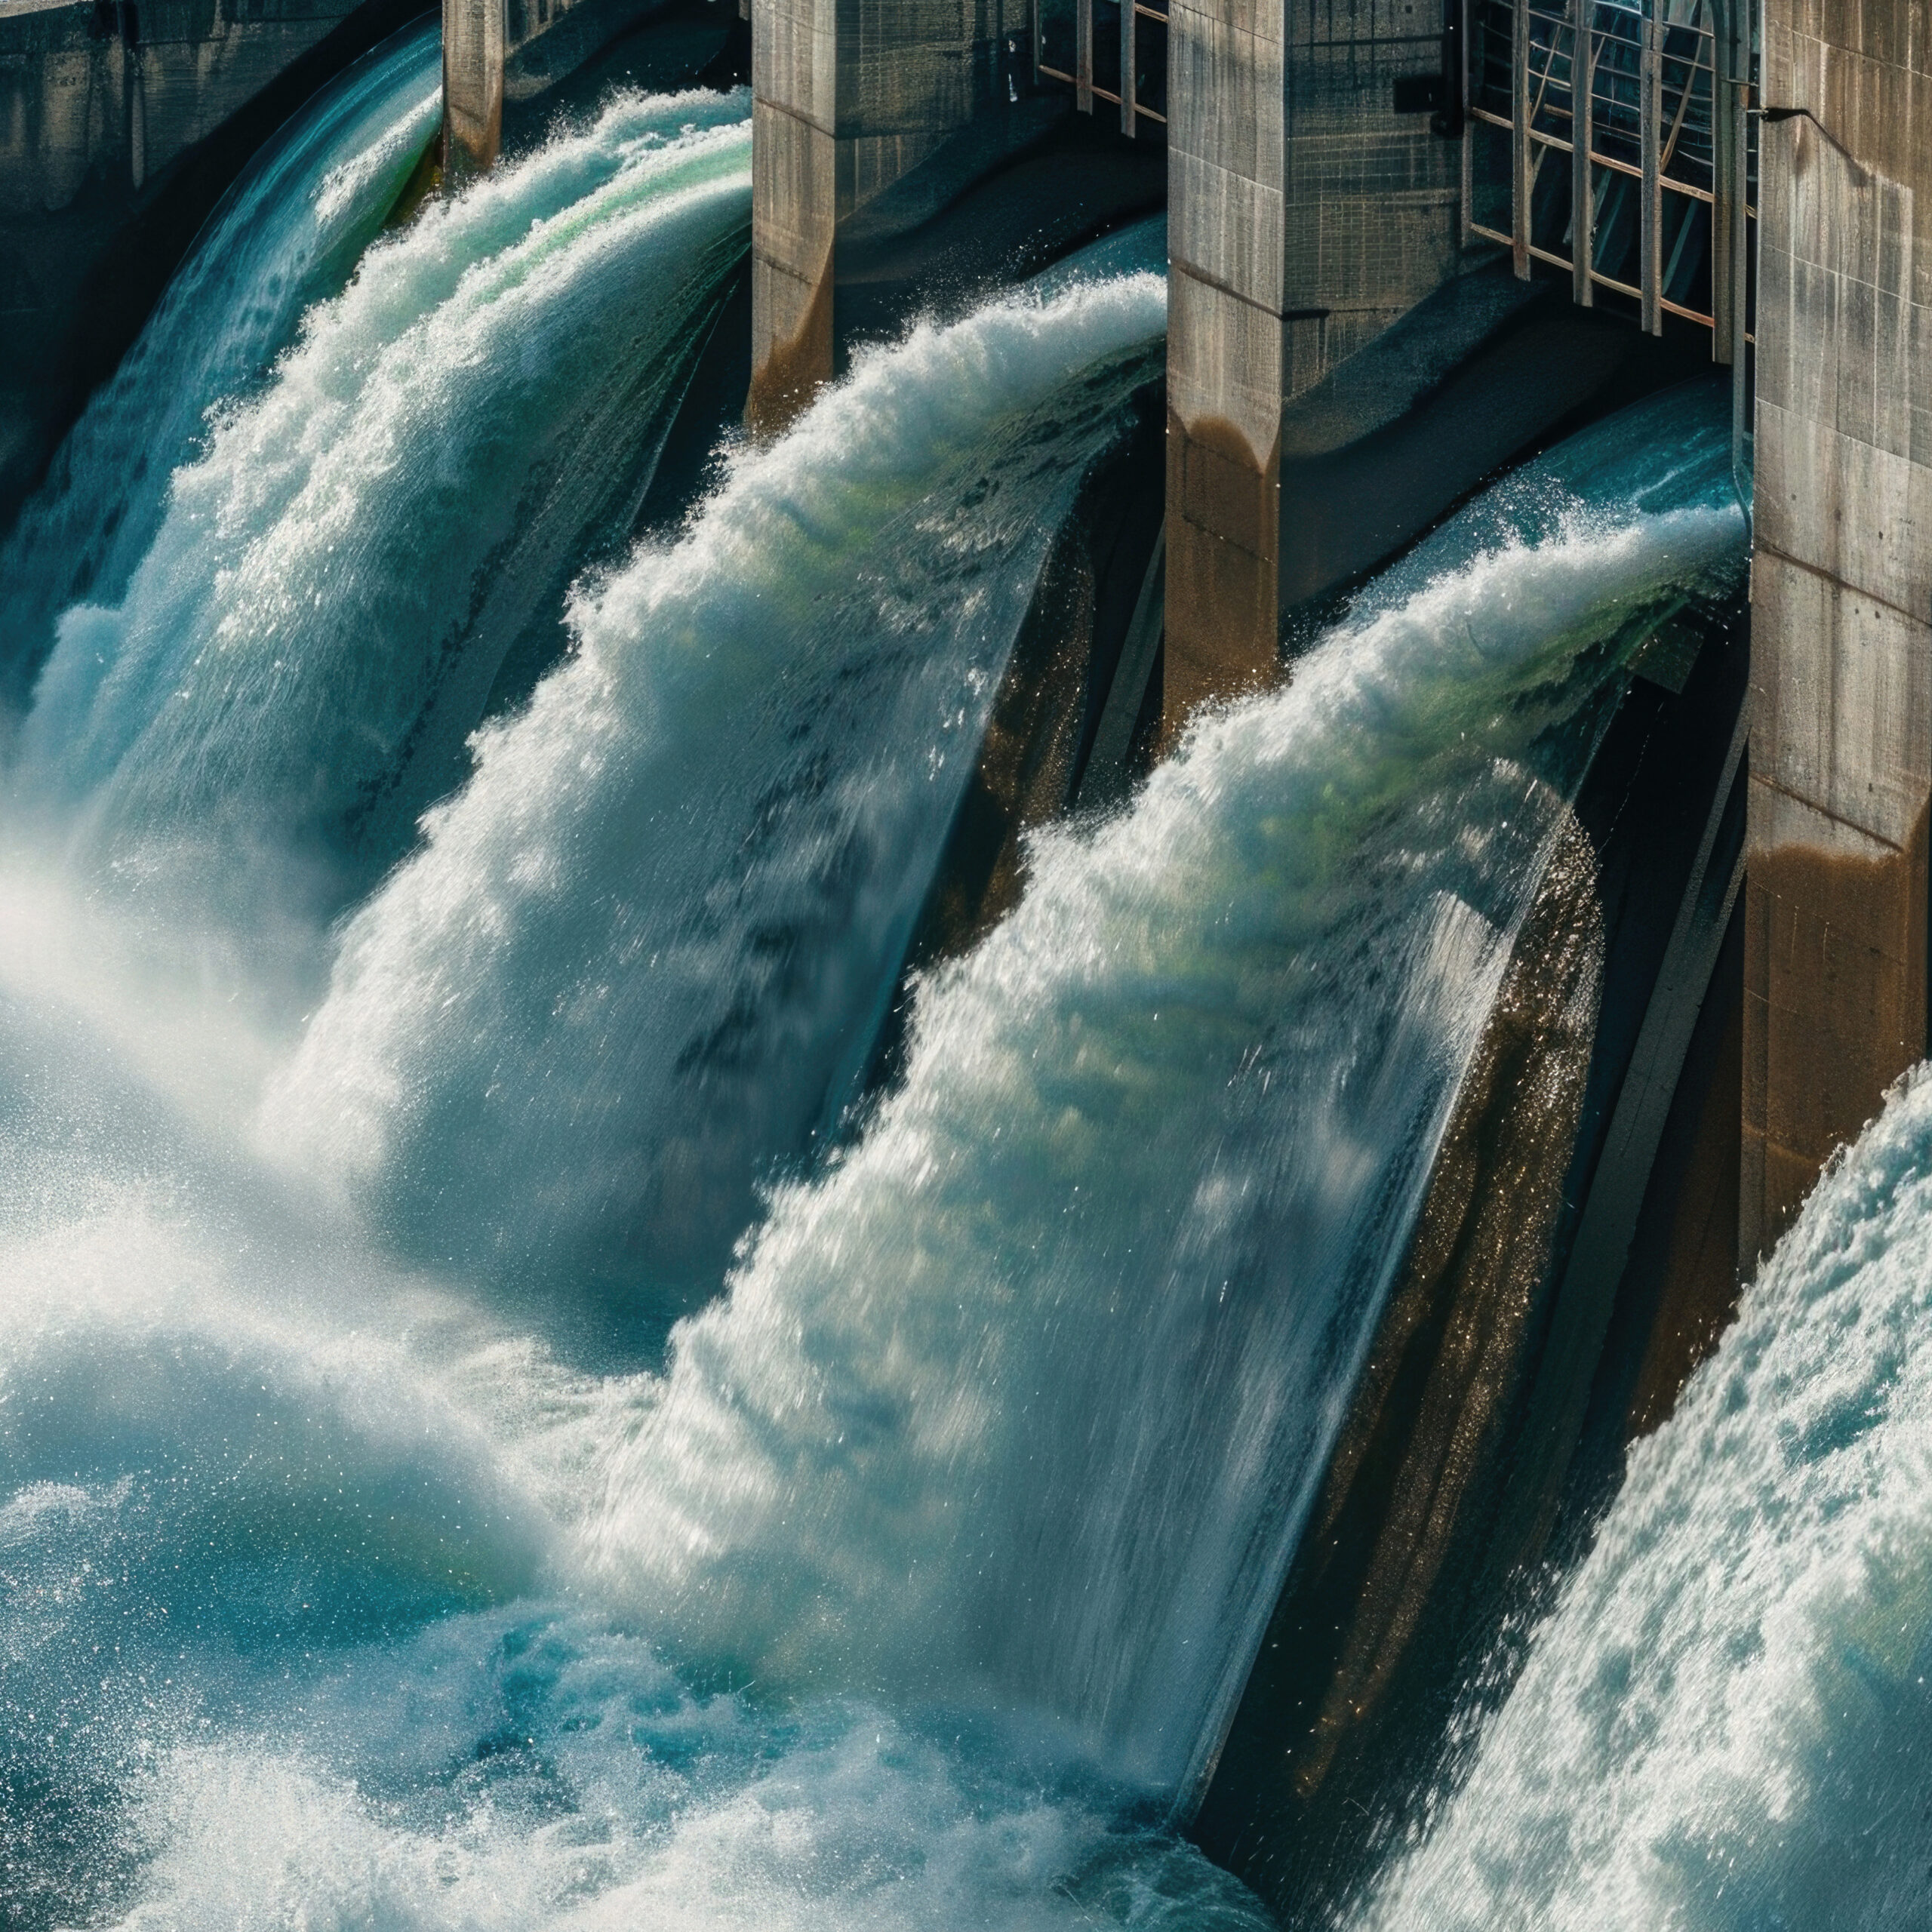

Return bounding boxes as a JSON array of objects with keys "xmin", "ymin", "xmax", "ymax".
[
  {"xmin": 0, "ymin": 19, "xmax": 444, "ymax": 717},
  {"xmin": 1348, "ymin": 1060, "xmax": 1932, "ymax": 1932},
  {"xmin": 0, "ymin": 59, "xmax": 1759, "ymax": 1931}
]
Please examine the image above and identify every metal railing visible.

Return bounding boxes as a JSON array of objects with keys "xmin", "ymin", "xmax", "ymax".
[
  {"xmin": 1466, "ymin": 0, "xmax": 1755, "ymax": 352},
  {"xmin": 1032, "ymin": 0, "xmax": 1169, "ymax": 135}
]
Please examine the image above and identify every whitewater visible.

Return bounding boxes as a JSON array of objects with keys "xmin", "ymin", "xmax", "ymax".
[
  {"xmin": 0, "ymin": 43, "xmax": 1788, "ymax": 1932},
  {"xmin": 1346, "ymin": 1060, "xmax": 1932, "ymax": 1932}
]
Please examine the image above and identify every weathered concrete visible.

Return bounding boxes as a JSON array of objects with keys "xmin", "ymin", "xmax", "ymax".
[
  {"xmin": 746, "ymin": 0, "xmax": 1024, "ymax": 432},
  {"xmin": 1163, "ymin": 0, "xmax": 1468, "ymax": 735},
  {"xmin": 1743, "ymin": 0, "xmax": 1932, "ymax": 1264},
  {"xmin": 443, "ymin": 0, "xmax": 504, "ymax": 179},
  {"xmin": 450, "ymin": 0, "xmax": 693, "ymax": 180},
  {"xmin": 0, "ymin": 0, "xmax": 412, "ymax": 517}
]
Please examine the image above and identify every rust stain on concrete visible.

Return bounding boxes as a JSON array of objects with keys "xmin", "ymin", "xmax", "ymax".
[
  {"xmin": 1162, "ymin": 407, "xmax": 1281, "ymax": 745},
  {"xmin": 1740, "ymin": 797, "xmax": 1930, "ymax": 1266},
  {"xmin": 745, "ymin": 249, "xmax": 832, "ymax": 440}
]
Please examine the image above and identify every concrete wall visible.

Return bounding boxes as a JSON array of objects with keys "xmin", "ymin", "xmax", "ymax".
[
  {"xmin": 1164, "ymin": 0, "xmax": 1463, "ymax": 731},
  {"xmin": 746, "ymin": 0, "xmax": 1021, "ymax": 430},
  {"xmin": 1743, "ymin": 0, "xmax": 1932, "ymax": 1264},
  {"xmin": 0, "ymin": 0, "xmax": 389, "ymax": 512},
  {"xmin": 444, "ymin": 0, "xmax": 503, "ymax": 178}
]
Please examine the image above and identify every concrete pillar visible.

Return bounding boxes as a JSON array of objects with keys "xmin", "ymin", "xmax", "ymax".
[
  {"xmin": 748, "ymin": 0, "xmax": 1017, "ymax": 434},
  {"xmin": 1164, "ymin": 0, "xmax": 1465, "ymax": 737},
  {"xmin": 444, "ymin": 0, "xmax": 506, "ymax": 185},
  {"xmin": 1741, "ymin": 0, "xmax": 1932, "ymax": 1265}
]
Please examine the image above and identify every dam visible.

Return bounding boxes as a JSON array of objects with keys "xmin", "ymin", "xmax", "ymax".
[{"xmin": 0, "ymin": 0, "xmax": 1925, "ymax": 1924}]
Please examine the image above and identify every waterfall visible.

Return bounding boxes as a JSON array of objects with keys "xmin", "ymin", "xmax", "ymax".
[
  {"xmin": 0, "ymin": 19, "xmax": 444, "ymax": 713},
  {"xmin": 1347, "ymin": 1062, "xmax": 1932, "ymax": 1932},
  {"xmin": 563, "ymin": 399, "xmax": 1747, "ymax": 1789},
  {"xmin": 14, "ymin": 90, "xmax": 755, "ymax": 957},
  {"xmin": 0, "ymin": 50, "xmax": 1762, "ymax": 1928},
  {"xmin": 259, "ymin": 271, "xmax": 1168, "ymax": 1323}
]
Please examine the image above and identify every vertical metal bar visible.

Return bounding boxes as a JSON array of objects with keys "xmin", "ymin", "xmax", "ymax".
[
  {"xmin": 1078, "ymin": 0, "xmax": 1094, "ymax": 109},
  {"xmin": 1711, "ymin": 0, "xmax": 1734, "ymax": 357},
  {"xmin": 1641, "ymin": 6, "xmax": 1662, "ymax": 332},
  {"xmin": 1122, "ymin": 2, "xmax": 1137, "ymax": 133},
  {"xmin": 1730, "ymin": 0, "xmax": 1752, "ymax": 525},
  {"xmin": 1438, "ymin": 0, "xmax": 1466, "ymax": 134},
  {"xmin": 1571, "ymin": 0, "xmax": 1593, "ymax": 302},
  {"xmin": 1031, "ymin": 0, "xmax": 1043, "ymax": 84},
  {"xmin": 1513, "ymin": 0, "xmax": 1531, "ymax": 275},
  {"xmin": 1460, "ymin": 0, "xmax": 1475, "ymax": 238}
]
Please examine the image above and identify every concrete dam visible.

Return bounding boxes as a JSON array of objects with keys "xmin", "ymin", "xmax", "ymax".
[{"xmin": 0, "ymin": 0, "xmax": 1926, "ymax": 1925}]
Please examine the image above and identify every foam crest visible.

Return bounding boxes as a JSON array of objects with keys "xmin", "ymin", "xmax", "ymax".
[
  {"xmin": 1347, "ymin": 1066, "xmax": 1932, "ymax": 1932},
  {"xmin": 564, "ymin": 488, "xmax": 1745, "ymax": 1788},
  {"xmin": 260, "ymin": 272, "xmax": 1168, "ymax": 1320},
  {"xmin": 15, "ymin": 94, "xmax": 754, "ymax": 943},
  {"xmin": 0, "ymin": 20, "xmax": 444, "ymax": 709}
]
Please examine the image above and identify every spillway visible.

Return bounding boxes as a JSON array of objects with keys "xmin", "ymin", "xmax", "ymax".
[
  {"xmin": 0, "ymin": 19, "xmax": 445, "ymax": 718},
  {"xmin": 258, "ymin": 266, "xmax": 1168, "ymax": 1327},
  {"xmin": 1346, "ymin": 1064, "xmax": 1932, "ymax": 1932},
  {"xmin": 0, "ymin": 45, "xmax": 1789, "ymax": 1932},
  {"xmin": 15, "ymin": 87, "xmax": 756, "ymax": 957}
]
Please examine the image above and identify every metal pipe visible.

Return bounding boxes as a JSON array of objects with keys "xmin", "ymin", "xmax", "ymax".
[
  {"xmin": 1513, "ymin": 0, "xmax": 1532, "ymax": 275},
  {"xmin": 1640, "ymin": 8, "xmax": 1661, "ymax": 332},
  {"xmin": 1571, "ymin": 0, "xmax": 1594, "ymax": 302}
]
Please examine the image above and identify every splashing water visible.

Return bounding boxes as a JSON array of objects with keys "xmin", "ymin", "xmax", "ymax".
[
  {"xmin": 561, "ymin": 411, "xmax": 1747, "ymax": 1792},
  {"xmin": 0, "ymin": 20, "xmax": 444, "ymax": 710},
  {"xmin": 0, "ymin": 57, "xmax": 1758, "ymax": 1926},
  {"xmin": 0, "ymin": 420, "xmax": 1740, "ymax": 1922},
  {"xmin": 1343, "ymin": 1069, "xmax": 1932, "ymax": 1932},
  {"xmin": 14, "ymin": 89, "xmax": 755, "ymax": 949},
  {"xmin": 259, "ymin": 272, "xmax": 1169, "ymax": 1322}
]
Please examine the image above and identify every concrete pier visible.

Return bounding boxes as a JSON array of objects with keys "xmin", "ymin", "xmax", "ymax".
[
  {"xmin": 746, "ymin": 0, "xmax": 1020, "ymax": 432},
  {"xmin": 1162, "ymin": 0, "xmax": 1466, "ymax": 732},
  {"xmin": 444, "ymin": 0, "xmax": 507, "ymax": 182},
  {"xmin": 1742, "ymin": 0, "xmax": 1932, "ymax": 1263}
]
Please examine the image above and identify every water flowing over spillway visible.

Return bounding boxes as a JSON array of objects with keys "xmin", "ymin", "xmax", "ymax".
[
  {"xmin": 0, "ymin": 20, "xmax": 445, "ymax": 715},
  {"xmin": 0, "ymin": 56, "xmax": 1783, "ymax": 1931},
  {"xmin": 259, "ymin": 271, "xmax": 1170, "ymax": 1318},
  {"xmin": 15, "ymin": 86, "xmax": 756, "ymax": 947},
  {"xmin": 1346, "ymin": 1066, "xmax": 1932, "ymax": 1932}
]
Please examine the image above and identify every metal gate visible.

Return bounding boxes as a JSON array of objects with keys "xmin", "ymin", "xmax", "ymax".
[{"xmin": 1466, "ymin": 0, "xmax": 1757, "ymax": 354}]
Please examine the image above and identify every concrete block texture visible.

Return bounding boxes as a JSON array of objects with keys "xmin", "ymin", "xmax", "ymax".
[
  {"xmin": 1744, "ymin": 0, "xmax": 1932, "ymax": 1262},
  {"xmin": 445, "ymin": 0, "xmax": 506, "ymax": 180},
  {"xmin": 1164, "ymin": 0, "xmax": 1471, "ymax": 737},
  {"xmin": 748, "ymin": 0, "xmax": 1020, "ymax": 427},
  {"xmin": 1750, "ymin": 552, "xmax": 1932, "ymax": 851},
  {"xmin": 0, "ymin": 0, "xmax": 363, "ymax": 217},
  {"xmin": 747, "ymin": 98, "xmax": 835, "ymax": 432},
  {"xmin": 1164, "ymin": 263, "xmax": 1284, "ymax": 713},
  {"xmin": 1741, "ymin": 787, "xmax": 1929, "ymax": 1251}
]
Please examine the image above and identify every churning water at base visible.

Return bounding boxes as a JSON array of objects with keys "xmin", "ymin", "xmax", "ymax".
[
  {"xmin": 1346, "ymin": 1065, "xmax": 1932, "ymax": 1932},
  {"xmin": 0, "ymin": 54, "xmax": 1769, "ymax": 1929}
]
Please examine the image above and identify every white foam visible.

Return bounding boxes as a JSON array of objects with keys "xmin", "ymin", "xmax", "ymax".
[
  {"xmin": 259, "ymin": 271, "xmax": 1168, "ymax": 1310},
  {"xmin": 1349, "ymin": 1063, "xmax": 1932, "ymax": 1932},
  {"xmin": 561, "ymin": 501, "xmax": 1746, "ymax": 1789},
  {"xmin": 0, "ymin": 22, "xmax": 445, "ymax": 707},
  {"xmin": 15, "ymin": 94, "xmax": 754, "ymax": 952}
]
